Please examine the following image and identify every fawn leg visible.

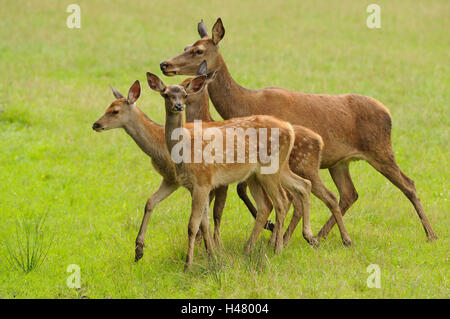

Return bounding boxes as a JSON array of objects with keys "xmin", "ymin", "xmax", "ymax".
[{"xmin": 135, "ymin": 180, "xmax": 178, "ymax": 262}]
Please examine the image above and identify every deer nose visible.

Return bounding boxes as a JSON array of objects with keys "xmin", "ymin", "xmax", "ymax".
[
  {"xmin": 92, "ymin": 122, "xmax": 101, "ymax": 130},
  {"xmin": 174, "ymin": 103, "xmax": 183, "ymax": 112},
  {"xmin": 160, "ymin": 61, "xmax": 169, "ymax": 71}
]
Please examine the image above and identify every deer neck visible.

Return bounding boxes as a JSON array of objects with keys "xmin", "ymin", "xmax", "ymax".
[
  {"xmin": 164, "ymin": 107, "xmax": 185, "ymax": 155},
  {"xmin": 208, "ymin": 54, "xmax": 253, "ymax": 119},
  {"xmin": 123, "ymin": 107, "xmax": 167, "ymax": 163},
  {"xmin": 185, "ymin": 92, "xmax": 213, "ymax": 122}
]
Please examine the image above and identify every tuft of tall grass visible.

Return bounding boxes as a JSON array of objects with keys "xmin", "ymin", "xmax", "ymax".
[{"xmin": 4, "ymin": 214, "xmax": 54, "ymax": 273}]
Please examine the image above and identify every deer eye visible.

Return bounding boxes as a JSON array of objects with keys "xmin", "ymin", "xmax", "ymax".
[
  {"xmin": 196, "ymin": 50, "xmax": 204, "ymax": 55},
  {"xmin": 162, "ymin": 93, "xmax": 168, "ymax": 98},
  {"xmin": 112, "ymin": 110, "xmax": 119, "ymax": 115}
]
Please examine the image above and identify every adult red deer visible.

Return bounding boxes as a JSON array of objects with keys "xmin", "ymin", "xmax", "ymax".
[{"xmin": 159, "ymin": 18, "xmax": 437, "ymax": 241}]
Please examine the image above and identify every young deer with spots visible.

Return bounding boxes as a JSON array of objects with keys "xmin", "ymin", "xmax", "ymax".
[
  {"xmin": 146, "ymin": 72, "xmax": 316, "ymax": 270},
  {"xmin": 93, "ymin": 80, "xmax": 231, "ymax": 263},
  {"xmin": 160, "ymin": 18, "xmax": 437, "ymax": 242},
  {"xmin": 187, "ymin": 61, "xmax": 352, "ymax": 246}
]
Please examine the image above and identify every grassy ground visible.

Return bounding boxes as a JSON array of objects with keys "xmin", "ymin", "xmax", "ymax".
[{"xmin": 0, "ymin": 0, "xmax": 448, "ymax": 298}]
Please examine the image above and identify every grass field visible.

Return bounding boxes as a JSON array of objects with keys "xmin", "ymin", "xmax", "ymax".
[{"xmin": 0, "ymin": 0, "xmax": 448, "ymax": 298}]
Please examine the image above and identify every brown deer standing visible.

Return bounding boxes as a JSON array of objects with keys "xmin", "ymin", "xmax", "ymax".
[
  {"xmin": 159, "ymin": 18, "xmax": 438, "ymax": 241},
  {"xmin": 146, "ymin": 72, "xmax": 316, "ymax": 270},
  {"xmin": 187, "ymin": 61, "xmax": 352, "ymax": 246},
  {"xmin": 93, "ymin": 80, "xmax": 235, "ymax": 263}
]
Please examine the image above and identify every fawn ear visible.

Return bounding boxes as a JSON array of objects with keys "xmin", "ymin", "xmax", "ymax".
[
  {"xmin": 197, "ymin": 60, "xmax": 208, "ymax": 76},
  {"xmin": 127, "ymin": 80, "xmax": 141, "ymax": 104},
  {"xmin": 212, "ymin": 18, "xmax": 225, "ymax": 45},
  {"xmin": 110, "ymin": 85, "xmax": 124, "ymax": 99},
  {"xmin": 198, "ymin": 19, "xmax": 209, "ymax": 38},
  {"xmin": 184, "ymin": 75, "xmax": 207, "ymax": 95},
  {"xmin": 146, "ymin": 72, "xmax": 166, "ymax": 93}
]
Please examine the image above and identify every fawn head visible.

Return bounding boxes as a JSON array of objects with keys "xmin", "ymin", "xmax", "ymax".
[
  {"xmin": 160, "ymin": 18, "xmax": 225, "ymax": 76},
  {"xmin": 146, "ymin": 72, "xmax": 207, "ymax": 114},
  {"xmin": 181, "ymin": 61, "xmax": 216, "ymax": 104},
  {"xmin": 92, "ymin": 80, "xmax": 141, "ymax": 131}
]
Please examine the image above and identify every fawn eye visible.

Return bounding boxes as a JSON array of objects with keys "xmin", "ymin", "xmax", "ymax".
[
  {"xmin": 112, "ymin": 110, "xmax": 119, "ymax": 115},
  {"xmin": 196, "ymin": 50, "xmax": 204, "ymax": 55}
]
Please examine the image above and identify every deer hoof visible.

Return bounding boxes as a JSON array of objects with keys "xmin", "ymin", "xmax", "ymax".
[
  {"xmin": 135, "ymin": 243, "xmax": 144, "ymax": 262},
  {"xmin": 343, "ymin": 238, "xmax": 353, "ymax": 247},
  {"xmin": 309, "ymin": 236, "xmax": 320, "ymax": 247}
]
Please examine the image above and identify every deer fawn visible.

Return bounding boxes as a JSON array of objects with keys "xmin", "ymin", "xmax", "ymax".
[
  {"xmin": 159, "ymin": 18, "xmax": 437, "ymax": 242},
  {"xmin": 93, "ymin": 81, "xmax": 221, "ymax": 263},
  {"xmin": 146, "ymin": 72, "xmax": 316, "ymax": 270},
  {"xmin": 187, "ymin": 61, "xmax": 352, "ymax": 246}
]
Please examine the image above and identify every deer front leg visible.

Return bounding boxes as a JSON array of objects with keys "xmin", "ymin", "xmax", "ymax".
[
  {"xmin": 185, "ymin": 186, "xmax": 211, "ymax": 271},
  {"xmin": 135, "ymin": 180, "xmax": 178, "ymax": 262}
]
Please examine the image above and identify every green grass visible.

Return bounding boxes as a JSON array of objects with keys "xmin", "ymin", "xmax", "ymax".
[{"xmin": 0, "ymin": 0, "xmax": 448, "ymax": 298}]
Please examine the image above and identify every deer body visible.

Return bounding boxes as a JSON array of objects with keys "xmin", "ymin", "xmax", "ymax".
[{"xmin": 160, "ymin": 18, "xmax": 437, "ymax": 241}]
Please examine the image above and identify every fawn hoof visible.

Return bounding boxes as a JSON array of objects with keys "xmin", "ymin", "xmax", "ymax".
[
  {"xmin": 343, "ymin": 237, "xmax": 353, "ymax": 247},
  {"xmin": 427, "ymin": 232, "xmax": 438, "ymax": 242},
  {"xmin": 308, "ymin": 236, "xmax": 320, "ymax": 247}
]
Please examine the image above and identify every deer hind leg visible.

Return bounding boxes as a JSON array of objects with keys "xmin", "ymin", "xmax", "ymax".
[
  {"xmin": 211, "ymin": 185, "xmax": 228, "ymax": 246},
  {"xmin": 200, "ymin": 200, "xmax": 215, "ymax": 256},
  {"xmin": 135, "ymin": 180, "xmax": 178, "ymax": 262},
  {"xmin": 308, "ymin": 172, "xmax": 352, "ymax": 246},
  {"xmin": 257, "ymin": 174, "xmax": 292, "ymax": 254},
  {"xmin": 317, "ymin": 161, "xmax": 358, "ymax": 239},
  {"xmin": 281, "ymin": 169, "xmax": 317, "ymax": 247},
  {"xmin": 244, "ymin": 177, "xmax": 274, "ymax": 254},
  {"xmin": 185, "ymin": 186, "xmax": 212, "ymax": 271},
  {"xmin": 367, "ymin": 152, "xmax": 438, "ymax": 241},
  {"xmin": 237, "ymin": 182, "xmax": 275, "ymax": 232}
]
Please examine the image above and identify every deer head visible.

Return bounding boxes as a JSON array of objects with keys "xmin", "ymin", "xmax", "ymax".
[
  {"xmin": 92, "ymin": 80, "xmax": 141, "ymax": 131},
  {"xmin": 146, "ymin": 72, "xmax": 208, "ymax": 114},
  {"xmin": 160, "ymin": 18, "xmax": 225, "ymax": 76}
]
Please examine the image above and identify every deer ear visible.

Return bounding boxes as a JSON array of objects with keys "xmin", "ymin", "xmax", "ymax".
[
  {"xmin": 212, "ymin": 18, "xmax": 225, "ymax": 45},
  {"xmin": 198, "ymin": 19, "xmax": 208, "ymax": 38},
  {"xmin": 110, "ymin": 85, "xmax": 124, "ymax": 99},
  {"xmin": 197, "ymin": 60, "xmax": 208, "ymax": 76},
  {"xmin": 146, "ymin": 72, "xmax": 166, "ymax": 93},
  {"xmin": 184, "ymin": 75, "xmax": 207, "ymax": 95},
  {"xmin": 127, "ymin": 80, "xmax": 141, "ymax": 104}
]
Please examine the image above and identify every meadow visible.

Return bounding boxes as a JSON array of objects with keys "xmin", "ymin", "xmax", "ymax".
[{"xmin": 0, "ymin": 0, "xmax": 448, "ymax": 298}]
